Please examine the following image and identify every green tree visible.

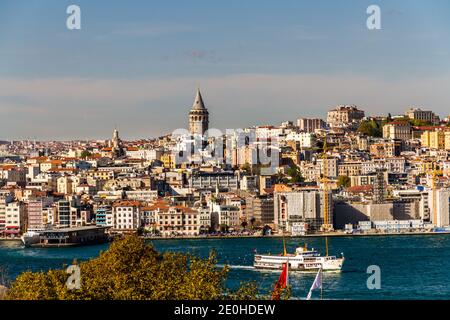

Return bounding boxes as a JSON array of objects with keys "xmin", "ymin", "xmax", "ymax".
[
  {"xmin": 241, "ymin": 162, "xmax": 251, "ymax": 173},
  {"xmin": 358, "ymin": 120, "xmax": 382, "ymax": 137},
  {"xmin": 337, "ymin": 175, "xmax": 351, "ymax": 188},
  {"xmin": 275, "ymin": 171, "xmax": 287, "ymax": 184},
  {"xmin": 286, "ymin": 166, "xmax": 304, "ymax": 183},
  {"xmin": 80, "ymin": 150, "xmax": 92, "ymax": 158},
  {"xmin": 6, "ymin": 236, "xmax": 267, "ymax": 300},
  {"xmin": 408, "ymin": 119, "xmax": 433, "ymax": 127}
]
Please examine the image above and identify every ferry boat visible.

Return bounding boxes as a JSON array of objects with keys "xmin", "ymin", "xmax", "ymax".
[
  {"xmin": 254, "ymin": 244, "xmax": 345, "ymax": 272},
  {"xmin": 21, "ymin": 230, "xmax": 42, "ymax": 247},
  {"xmin": 21, "ymin": 226, "xmax": 111, "ymax": 248}
]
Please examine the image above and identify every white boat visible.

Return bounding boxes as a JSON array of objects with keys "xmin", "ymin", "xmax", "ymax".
[
  {"xmin": 21, "ymin": 231, "xmax": 41, "ymax": 247},
  {"xmin": 254, "ymin": 245, "xmax": 345, "ymax": 272}
]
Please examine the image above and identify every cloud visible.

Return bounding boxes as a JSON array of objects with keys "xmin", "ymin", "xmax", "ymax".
[{"xmin": 1, "ymin": 73, "xmax": 450, "ymax": 140}]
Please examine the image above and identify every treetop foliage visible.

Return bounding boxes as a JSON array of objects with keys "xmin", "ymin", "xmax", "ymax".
[{"xmin": 6, "ymin": 236, "xmax": 263, "ymax": 300}]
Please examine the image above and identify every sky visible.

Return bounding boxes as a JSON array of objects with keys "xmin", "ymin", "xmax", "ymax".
[{"xmin": 1, "ymin": 0, "xmax": 450, "ymax": 140}]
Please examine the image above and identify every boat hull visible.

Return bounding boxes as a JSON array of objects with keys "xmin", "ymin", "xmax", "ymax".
[
  {"xmin": 254, "ymin": 255, "xmax": 344, "ymax": 272},
  {"xmin": 21, "ymin": 232, "xmax": 41, "ymax": 247}
]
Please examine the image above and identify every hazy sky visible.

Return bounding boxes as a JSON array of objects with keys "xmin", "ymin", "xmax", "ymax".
[{"xmin": 1, "ymin": 0, "xmax": 450, "ymax": 140}]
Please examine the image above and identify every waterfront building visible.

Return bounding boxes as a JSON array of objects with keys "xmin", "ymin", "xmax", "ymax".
[
  {"xmin": 140, "ymin": 206, "xmax": 158, "ymax": 232},
  {"xmin": 5, "ymin": 202, "xmax": 26, "ymax": 236},
  {"xmin": 27, "ymin": 200, "xmax": 44, "ymax": 231},
  {"xmin": 429, "ymin": 189, "xmax": 450, "ymax": 228},
  {"xmin": 95, "ymin": 205, "xmax": 113, "ymax": 227},
  {"xmin": 112, "ymin": 200, "xmax": 141, "ymax": 233},
  {"xmin": 245, "ymin": 195, "xmax": 274, "ymax": 226},
  {"xmin": 0, "ymin": 197, "xmax": 11, "ymax": 236},
  {"xmin": 156, "ymin": 205, "xmax": 200, "ymax": 237},
  {"xmin": 274, "ymin": 187, "xmax": 332, "ymax": 232},
  {"xmin": 57, "ymin": 200, "xmax": 71, "ymax": 228},
  {"xmin": 199, "ymin": 207, "xmax": 212, "ymax": 232},
  {"xmin": 211, "ymin": 203, "xmax": 241, "ymax": 230}
]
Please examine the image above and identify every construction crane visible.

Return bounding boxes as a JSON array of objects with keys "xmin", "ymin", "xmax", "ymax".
[{"xmin": 320, "ymin": 135, "xmax": 333, "ymax": 233}]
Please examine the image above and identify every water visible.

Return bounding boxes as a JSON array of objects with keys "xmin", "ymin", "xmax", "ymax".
[{"xmin": 1, "ymin": 235, "xmax": 450, "ymax": 300}]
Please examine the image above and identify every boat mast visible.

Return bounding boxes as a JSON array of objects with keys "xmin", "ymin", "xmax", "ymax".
[
  {"xmin": 320, "ymin": 134, "xmax": 332, "ymax": 232},
  {"xmin": 320, "ymin": 267, "xmax": 323, "ymax": 300}
]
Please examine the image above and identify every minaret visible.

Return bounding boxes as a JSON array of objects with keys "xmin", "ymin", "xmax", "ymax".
[
  {"xmin": 111, "ymin": 127, "xmax": 123, "ymax": 158},
  {"xmin": 112, "ymin": 128, "xmax": 120, "ymax": 149},
  {"xmin": 189, "ymin": 88, "xmax": 209, "ymax": 135}
]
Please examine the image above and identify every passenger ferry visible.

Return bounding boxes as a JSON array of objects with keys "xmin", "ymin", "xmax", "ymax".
[
  {"xmin": 254, "ymin": 244, "xmax": 345, "ymax": 272},
  {"xmin": 21, "ymin": 230, "xmax": 42, "ymax": 246}
]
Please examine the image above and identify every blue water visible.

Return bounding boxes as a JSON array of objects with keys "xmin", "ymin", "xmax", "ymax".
[{"xmin": 1, "ymin": 235, "xmax": 450, "ymax": 300}]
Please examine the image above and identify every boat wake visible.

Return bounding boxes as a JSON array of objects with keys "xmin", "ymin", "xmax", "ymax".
[{"xmin": 216, "ymin": 264, "xmax": 255, "ymax": 270}]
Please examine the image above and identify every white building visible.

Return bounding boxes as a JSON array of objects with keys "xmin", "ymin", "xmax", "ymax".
[
  {"xmin": 274, "ymin": 188, "xmax": 332, "ymax": 232},
  {"xmin": 211, "ymin": 203, "xmax": 241, "ymax": 229},
  {"xmin": 112, "ymin": 201, "xmax": 141, "ymax": 232},
  {"xmin": 429, "ymin": 189, "xmax": 450, "ymax": 227},
  {"xmin": 297, "ymin": 118, "xmax": 326, "ymax": 133},
  {"xmin": 383, "ymin": 122, "xmax": 411, "ymax": 141},
  {"xmin": 5, "ymin": 202, "xmax": 26, "ymax": 236},
  {"xmin": 285, "ymin": 132, "xmax": 317, "ymax": 148}
]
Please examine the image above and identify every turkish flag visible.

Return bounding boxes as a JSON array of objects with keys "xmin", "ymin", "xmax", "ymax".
[{"xmin": 272, "ymin": 262, "xmax": 289, "ymax": 300}]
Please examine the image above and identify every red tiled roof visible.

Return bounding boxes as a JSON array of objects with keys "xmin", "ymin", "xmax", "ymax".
[{"xmin": 346, "ymin": 185, "xmax": 373, "ymax": 193}]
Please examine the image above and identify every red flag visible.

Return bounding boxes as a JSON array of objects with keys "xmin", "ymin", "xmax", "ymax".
[{"xmin": 272, "ymin": 262, "xmax": 289, "ymax": 300}]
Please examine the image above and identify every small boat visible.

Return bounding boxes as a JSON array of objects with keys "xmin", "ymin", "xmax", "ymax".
[{"xmin": 254, "ymin": 244, "xmax": 345, "ymax": 272}]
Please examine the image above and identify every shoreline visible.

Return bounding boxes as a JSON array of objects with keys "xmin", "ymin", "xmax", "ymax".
[
  {"xmin": 2, "ymin": 230, "xmax": 450, "ymax": 245},
  {"xmin": 143, "ymin": 230, "xmax": 450, "ymax": 241}
]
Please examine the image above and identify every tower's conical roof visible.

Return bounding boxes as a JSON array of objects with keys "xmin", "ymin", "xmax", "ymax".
[{"xmin": 192, "ymin": 88, "xmax": 206, "ymax": 110}]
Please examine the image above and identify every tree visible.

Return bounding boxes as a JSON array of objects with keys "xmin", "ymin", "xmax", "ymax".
[
  {"xmin": 80, "ymin": 150, "xmax": 92, "ymax": 158},
  {"xmin": 249, "ymin": 217, "xmax": 256, "ymax": 229},
  {"xmin": 337, "ymin": 175, "xmax": 351, "ymax": 188},
  {"xmin": 358, "ymin": 120, "xmax": 382, "ymax": 137},
  {"xmin": 387, "ymin": 113, "xmax": 392, "ymax": 122},
  {"xmin": 286, "ymin": 166, "xmax": 304, "ymax": 183},
  {"xmin": 241, "ymin": 162, "xmax": 251, "ymax": 173},
  {"xmin": 6, "ymin": 236, "xmax": 266, "ymax": 300},
  {"xmin": 408, "ymin": 119, "xmax": 433, "ymax": 127},
  {"xmin": 275, "ymin": 171, "xmax": 288, "ymax": 184}
]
